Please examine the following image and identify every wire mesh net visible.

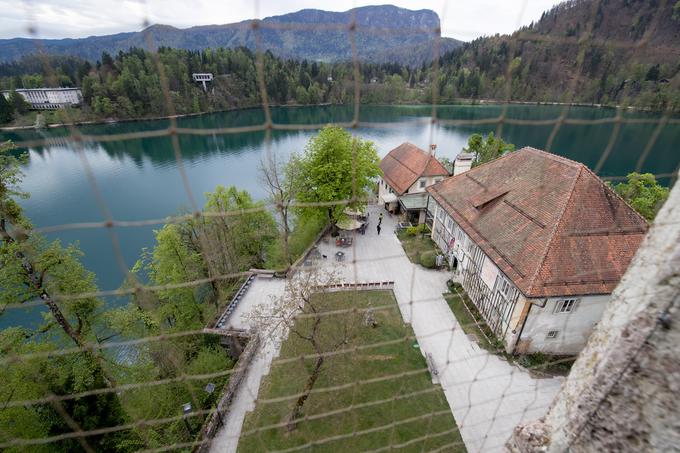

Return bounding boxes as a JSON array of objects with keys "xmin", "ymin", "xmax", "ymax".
[{"xmin": 0, "ymin": 0, "xmax": 678, "ymax": 452}]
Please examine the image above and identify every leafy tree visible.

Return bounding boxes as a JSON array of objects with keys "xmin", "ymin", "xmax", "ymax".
[
  {"xmin": 465, "ymin": 132, "xmax": 516, "ymax": 167},
  {"xmin": 201, "ymin": 185, "xmax": 277, "ymax": 275},
  {"xmin": 437, "ymin": 156, "xmax": 453, "ymax": 174},
  {"xmin": 292, "ymin": 126, "xmax": 381, "ymax": 225},
  {"xmin": 673, "ymin": 1, "xmax": 680, "ymax": 21},
  {"xmin": 613, "ymin": 172, "xmax": 670, "ymax": 221},
  {"xmin": 0, "ymin": 141, "xmax": 139, "ymax": 452},
  {"xmin": 8, "ymin": 90, "xmax": 30, "ymax": 115},
  {"xmin": 0, "ymin": 94, "xmax": 14, "ymax": 124},
  {"xmin": 260, "ymin": 151, "xmax": 302, "ymax": 266}
]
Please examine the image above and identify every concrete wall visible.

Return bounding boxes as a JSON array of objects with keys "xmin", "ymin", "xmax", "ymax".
[
  {"xmin": 517, "ymin": 295, "xmax": 610, "ymax": 355},
  {"xmin": 508, "ymin": 181, "xmax": 680, "ymax": 452}
]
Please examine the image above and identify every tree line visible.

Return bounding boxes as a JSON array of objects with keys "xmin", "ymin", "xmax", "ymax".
[{"xmin": 0, "ymin": 48, "xmax": 431, "ymax": 124}]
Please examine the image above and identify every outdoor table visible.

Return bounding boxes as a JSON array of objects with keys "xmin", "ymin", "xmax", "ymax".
[{"xmin": 335, "ymin": 251, "xmax": 345, "ymax": 262}]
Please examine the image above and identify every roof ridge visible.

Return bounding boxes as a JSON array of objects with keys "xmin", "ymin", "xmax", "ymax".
[
  {"xmin": 525, "ymin": 163, "xmax": 584, "ymax": 294},
  {"xmin": 386, "ymin": 152, "xmax": 419, "ymax": 178},
  {"xmin": 521, "ymin": 146, "xmax": 584, "ymax": 168},
  {"xmin": 424, "ymin": 153, "xmax": 450, "ymax": 176},
  {"xmin": 432, "ymin": 146, "xmax": 524, "ymax": 189},
  {"xmin": 525, "ymin": 146, "xmax": 648, "ymax": 225},
  {"xmin": 577, "ymin": 160, "xmax": 651, "ymax": 226}
]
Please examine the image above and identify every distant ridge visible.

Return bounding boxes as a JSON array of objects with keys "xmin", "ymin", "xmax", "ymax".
[{"xmin": 0, "ymin": 5, "xmax": 463, "ymax": 65}]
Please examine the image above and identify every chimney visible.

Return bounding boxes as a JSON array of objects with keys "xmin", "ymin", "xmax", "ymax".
[{"xmin": 430, "ymin": 144, "xmax": 437, "ymax": 156}]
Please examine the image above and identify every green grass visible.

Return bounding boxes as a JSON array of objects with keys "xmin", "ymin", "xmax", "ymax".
[
  {"xmin": 265, "ymin": 216, "xmax": 326, "ymax": 270},
  {"xmin": 444, "ymin": 284, "xmax": 574, "ymax": 376},
  {"xmin": 237, "ymin": 290, "xmax": 465, "ymax": 452},
  {"xmin": 444, "ymin": 291, "xmax": 502, "ymax": 353},
  {"xmin": 397, "ymin": 232, "xmax": 439, "ymax": 266}
]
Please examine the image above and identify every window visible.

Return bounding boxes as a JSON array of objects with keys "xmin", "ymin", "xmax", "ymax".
[
  {"xmin": 446, "ymin": 217, "xmax": 453, "ymax": 231},
  {"xmin": 419, "ymin": 179, "xmax": 427, "ymax": 188},
  {"xmin": 437, "ymin": 208, "xmax": 445, "ymax": 220},
  {"xmin": 555, "ymin": 299, "xmax": 578, "ymax": 314},
  {"xmin": 496, "ymin": 276, "xmax": 512, "ymax": 299},
  {"xmin": 546, "ymin": 330, "xmax": 559, "ymax": 339}
]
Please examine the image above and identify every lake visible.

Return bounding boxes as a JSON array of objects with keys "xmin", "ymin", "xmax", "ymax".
[{"xmin": 1, "ymin": 104, "xmax": 679, "ymax": 323}]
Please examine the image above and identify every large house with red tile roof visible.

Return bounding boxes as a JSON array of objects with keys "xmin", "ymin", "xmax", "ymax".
[
  {"xmin": 427, "ymin": 147, "xmax": 648, "ymax": 354},
  {"xmin": 378, "ymin": 142, "xmax": 450, "ymax": 224}
]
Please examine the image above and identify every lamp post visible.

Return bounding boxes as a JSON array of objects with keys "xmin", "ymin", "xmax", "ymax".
[
  {"xmin": 204, "ymin": 382, "xmax": 223, "ymax": 427},
  {"xmin": 182, "ymin": 402, "xmax": 192, "ymax": 435}
]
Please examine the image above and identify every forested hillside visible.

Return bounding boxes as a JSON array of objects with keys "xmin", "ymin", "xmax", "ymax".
[
  {"xmin": 0, "ymin": 5, "xmax": 461, "ymax": 66},
  {"xmin": 0, "ymin": 48, "xmax": 432, "ymax": 122},
  {"xmin": 1, "ymin": 0, "xmax": 680, "ymax": 126},
  {"xmin": 437, "ymin": 0, "xmax": 680, "ymax": 111}
]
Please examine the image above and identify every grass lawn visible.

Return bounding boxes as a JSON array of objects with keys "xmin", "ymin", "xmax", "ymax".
[
  {"xmin": 397, "ymin": 232, "xmax": 439, "ymax": 266},
  {"xmin": 444, "ymin": 285, "xmax": 574, "ymax": 376},
  {"xmin": 237, "ymin": 290, "xmax": 465, "ymax": 452}
]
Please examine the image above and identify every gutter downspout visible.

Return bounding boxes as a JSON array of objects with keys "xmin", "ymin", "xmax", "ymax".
[{"xmin": 512, "ymin": 297, "xmax": 548, "ymax": 354}]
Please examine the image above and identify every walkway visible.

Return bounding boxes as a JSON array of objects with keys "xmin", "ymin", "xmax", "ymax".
[
  {"xmin": 211, "ymin": 204, "xmax": 562, "ymax": 452},
  {"xmin": 209, "ymin": 278, "xmax": 286, "ymax": 453}
]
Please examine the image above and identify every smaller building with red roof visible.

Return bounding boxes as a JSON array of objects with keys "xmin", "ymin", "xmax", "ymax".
[
  {"xmin": 427, "ymin": 147, "xmax": 648, "ymax": 355},
  {"xmin": 378, "ymin": 142, "xmax": 450, "ymax": 224}
]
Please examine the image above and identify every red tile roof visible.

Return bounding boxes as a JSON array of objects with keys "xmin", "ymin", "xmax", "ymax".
[
  {"xmin": 427, "ymin": 147, "xmax": 648, "ymax": 298},
  {"xmin": 380, "ymin": 143, "xmax": 450, "ymax": 195}
]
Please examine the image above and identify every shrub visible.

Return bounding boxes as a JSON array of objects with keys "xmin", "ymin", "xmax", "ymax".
[
  {"xmin": 420, "ymin": 250, "xmax": 437, "ymax": 268},
  {"xmin": 406, "ymin": 225, "xmax": 419, "ymax": 236},
  {"xmin": 406, "ymin": 224, "xmax": 428, "ymax": 237},
  {"xmin": 446, "ymin": 279, "xmax": 463, "ymax": 293}
]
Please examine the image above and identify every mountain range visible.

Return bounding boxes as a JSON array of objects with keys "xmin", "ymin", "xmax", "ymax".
[{"xmin": 0, "ymin": 5, "xmax": 462, "ymax": 66}]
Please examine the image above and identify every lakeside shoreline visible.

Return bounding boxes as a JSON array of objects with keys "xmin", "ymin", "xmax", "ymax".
[{"xmin": 0, "ymin": 99, "xmax": 661, "ymax": 132}]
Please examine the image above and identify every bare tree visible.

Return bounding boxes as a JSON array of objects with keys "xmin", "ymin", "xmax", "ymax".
[
  {"xmin": 259, "ymin": 150, "xmax": 301, "ymax": 267},
  {"xmin": 247, "ymin": 268, "xmax": 361, "ymax": 431}
]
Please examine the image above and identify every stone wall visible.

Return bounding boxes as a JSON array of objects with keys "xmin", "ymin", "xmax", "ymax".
[
  {"xmin": 194, "ymin": 334, "xmax": 261, "ymax": 453},
  {"xmin": 508, "ymin": 181, "xmax": 680, "ymax": 452}
]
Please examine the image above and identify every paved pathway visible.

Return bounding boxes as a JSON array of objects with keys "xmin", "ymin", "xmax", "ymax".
[
  {"xmin": 209, "ymin": 278, "xmax": 286, "ymax": 453},
  {"xmin": 211, "ymin": 204, "xmax": 562, "ymax": 452}
]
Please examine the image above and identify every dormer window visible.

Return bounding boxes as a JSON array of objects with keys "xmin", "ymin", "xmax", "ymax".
[{"xmin": 419, "ymin": 180, "xmax": 427, "ymax": 189}]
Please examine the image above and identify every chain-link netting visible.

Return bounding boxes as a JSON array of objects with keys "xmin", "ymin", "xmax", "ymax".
[{"xmin": 1, "ymin": 0, "xmax": 678, "ymax": 452}]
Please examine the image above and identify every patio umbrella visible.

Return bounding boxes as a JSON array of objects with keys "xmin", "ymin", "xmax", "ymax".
[
  {"xmin": 343, "ymin": 207, "xmax": 366, "ymax": 217},
  {"xmin": 336, "ymin": 217, "xmax": 363, "ymax": 231}
]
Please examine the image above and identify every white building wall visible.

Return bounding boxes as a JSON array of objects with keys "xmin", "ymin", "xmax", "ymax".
[
  {"xmin": 405, "ymin": 175, "xmax": 445, "ymax": 194},
  {"xmin": 6, "ymin": 88, "xmax": 82, "ymax": 109},
  {"xmin": 519, "ymin": 294, "xmax": 610, "ymax": 355}
]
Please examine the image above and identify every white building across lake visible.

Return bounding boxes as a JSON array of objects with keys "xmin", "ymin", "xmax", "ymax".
[
  {"xmin": 427, "ymin": 147, "xmax": 648, "ymax": 355},
  {"xmin": 2, "ymin": 88, "xmax": 82, "ymax": 110}
]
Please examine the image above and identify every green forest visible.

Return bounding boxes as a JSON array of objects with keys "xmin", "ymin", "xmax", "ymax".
[{"xmin": 0, "ymin": 48, "xmax": 429, "ymax": 125}]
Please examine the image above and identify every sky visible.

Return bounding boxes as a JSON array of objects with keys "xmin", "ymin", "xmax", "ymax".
[{"xmin": 0, "ymin": 0, "xmax": 563, "ymax": 42}]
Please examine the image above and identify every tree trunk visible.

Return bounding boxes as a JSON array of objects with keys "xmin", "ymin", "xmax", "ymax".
[
  {"xmin": 281, "ymin": 209, "xmax": 292, "ymax": 266},
  {"xmin": 18, "ymin": 250, "xmax": 116, "ymax": 387},
  {"xmin": 286, "ymin": 355, "xmax": 324, "ymax": 432}
]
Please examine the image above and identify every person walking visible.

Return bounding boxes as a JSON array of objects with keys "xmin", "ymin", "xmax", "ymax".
[
  {"xmin": 377, "ymin": 224, "xmax": 381, "ymax": 235},
  {"xmin": 379, "ymin": 212, "xmax": 384, "ymax": 223}
]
